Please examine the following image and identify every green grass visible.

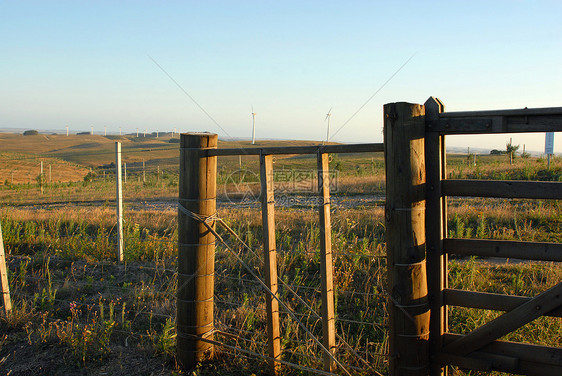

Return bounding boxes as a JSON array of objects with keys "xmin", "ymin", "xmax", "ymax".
[
  {"xmin": 2, "ymin": 197, "xmax": 561, "ymax": 374},
  {"xmin": 1, "ymin": 139, "xmax": 562, "ymax": 375}
]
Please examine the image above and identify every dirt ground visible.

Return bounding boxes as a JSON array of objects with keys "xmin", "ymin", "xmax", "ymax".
[{"xmin": 0, "ymin": 332, "xmax": 177, "ymax": 376}]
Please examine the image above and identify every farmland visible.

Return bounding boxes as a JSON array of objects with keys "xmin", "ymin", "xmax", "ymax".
[{"xmin": 1, "ymin": 132, "xmax": 561, "ymax": 375}]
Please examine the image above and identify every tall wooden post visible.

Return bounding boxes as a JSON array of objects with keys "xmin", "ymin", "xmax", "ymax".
[
  {"xmin": 177, "ymin": 133, "xmax": 217, "ymax": 369},
  {"xmin": 0, "ymin": 223, "xmax": 12, "ymax": 316},
  {"xmin": 115, "ymin": 142, "xmax": 124, "ymax": 262},
  {"xmin": 318, "ymin": 152, "xmax": 336, "ymax": 372},
  {"xmin": 425, "ymin": 97, "xmax": 448, "ymax": 376},
  {"xmin": 260, "ymin": 154, "xmax": 281, "ymax": 375},
  {"xmin": 384, "ymin": 102, "xmax": 430, "ymax": 376}
]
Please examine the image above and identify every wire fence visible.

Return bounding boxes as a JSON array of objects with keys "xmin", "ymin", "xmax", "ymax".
[{"xmin": 1, "ymin": 144, "xmax": 389, "ymax": 375}]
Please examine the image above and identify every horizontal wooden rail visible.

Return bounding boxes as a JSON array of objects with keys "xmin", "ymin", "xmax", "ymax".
[
  {"xmin": 426, "ymin": 106, "xmax": 562, "ymax": 134},
  {"xmin": 442, "ymin": 179, "xmax": 562, "ymax": 199},
  {"xmin": 440, "ymin": 107, "xmax": 562, "ymax": 118},
  {"xmin": 444, "ymin": 282, "xmax": 562, "ymax": 356},
  {"xmin": 444, "ymin": 289, "xmax": 562, "ymax": 318},
  {"xmin": 442, "ymin": 333, "xmax": 562, "ymax": 375},
  {"xmin": 444, "ymin": 238, "xmax": 562, "ymax": 262},
  {"xmin": 436, "ymin": 352, "xmax": 517, "ymax": 373},
  {"xmin": 205, "ymin": 143, "xmax": 384, "ymax": 156}
]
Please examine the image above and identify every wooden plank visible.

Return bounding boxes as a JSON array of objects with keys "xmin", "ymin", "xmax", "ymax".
[
  {"xmin": 444, "ymin": 282, "xmax": 562, "ymax": 355},
  {"xmin": 317, "ymin": 152, "xmax": 336, "ymax": 373},
  {"xmin": 444, "ymin": 289, "xmax": 562, "ymax": 318},
  {"xmin": 435, "ymin": 353, "xmax": 491, "ymax": 371},
  {"xmin": 260, "ymin": 154, "xmax": 281, "ymax": 376},
  {"xmin": 444, "ymin": 333, "xmax": 562, "ymax": 369},
  {"xmin": 424, "ymin": 97, "xmax": 448, "ymax": 376},
  {"xmin": 442, "ymin": 179, "xmax": 562, "ymax": 199},
  {"xmin": 439, "ymin": 354, "xmax": 561, "ymax": 376},
  {"xmin": 444, "ymin": 238, "xmax": 562, "ymax": 262},
  {"xmin": 384, "ymin": 102, "xmax": 430, "ymax": 376},
  {"xmin": 436, "ymin": 352, "xmax": 520, "ymax": 372},
  {"xmin": 440, "ymin": 132, "xmax": 449, "ymax": 339},
  {"xmin": 438, "ymin": 107, "xmax": 562, "ymax": 118},
  {"xmin": 0, "ymin": 222, "xmax": 12, "ymax": 316},
  {"xmin": 177, "ymin": 133, "xmax": 217, "ymax": 369},
  {"xmin": 207, "ymin": 142, "xmax": 384, "ymax": 156},
  {"xmin": 426, "ymin": 106, "xmax": 562, "ymax": 134}
]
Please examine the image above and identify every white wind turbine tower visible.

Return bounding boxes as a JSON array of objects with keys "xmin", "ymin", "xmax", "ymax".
[
  {"xmin": 324, "ymin": 107, "xmax": 333, "ymax": 144},
  {"xmin": 251, "ymin": 106, "xmax": 257, "ymax": 145}
]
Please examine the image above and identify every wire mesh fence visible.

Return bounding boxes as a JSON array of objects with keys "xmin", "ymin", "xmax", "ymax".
[{"xmin": 0, "ymin": 142, "xmax": 389, "ymax": 375}]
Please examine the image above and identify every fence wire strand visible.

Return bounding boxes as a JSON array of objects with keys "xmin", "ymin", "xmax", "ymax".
[{"xmin": 1, "ymin": 145, "xmax": 389, "ymax": 375}]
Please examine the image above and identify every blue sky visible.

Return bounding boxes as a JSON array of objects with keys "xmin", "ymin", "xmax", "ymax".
[{"xmin": 1, "ymin": 1, "xmax": 561, "ymax": 152}]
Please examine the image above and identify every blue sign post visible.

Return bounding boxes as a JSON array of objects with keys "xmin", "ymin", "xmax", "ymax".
[{"xmin": 545, "ymin": 132, "xmax": 555, "ymax": 169}]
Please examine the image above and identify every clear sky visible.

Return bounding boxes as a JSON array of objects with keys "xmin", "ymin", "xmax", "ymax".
[{"xmin": 1, "ymin": 1, "xmax": 561, "ymax": 152}]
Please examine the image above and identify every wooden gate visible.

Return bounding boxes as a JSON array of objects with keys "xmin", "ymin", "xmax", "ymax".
[
  {"xmin": 384, "ymin": 98, "xmax": 562, "ymax": 376},
  {"xmin": 177, "ymin": 134, "xmax": 385, "ymax": 375}
]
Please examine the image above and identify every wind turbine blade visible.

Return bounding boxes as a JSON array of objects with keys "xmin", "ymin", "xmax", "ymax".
[{"xmin": 325, "ymin": 107, "xmax": 333, "ymax": 121}]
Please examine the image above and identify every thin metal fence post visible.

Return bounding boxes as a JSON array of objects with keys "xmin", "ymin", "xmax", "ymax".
[
  {"xmin": 40, "ymin": 161, "xmax": 44, "ymax": 194},
  {"xmin": 115, "ymin": 142, "xmax": 124, "ymax": 262}
]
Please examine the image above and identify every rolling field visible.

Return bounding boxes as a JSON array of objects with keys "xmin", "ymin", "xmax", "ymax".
[{"xmin": 0, "ymin": 131, "xmax": 561, "ymax": 375}]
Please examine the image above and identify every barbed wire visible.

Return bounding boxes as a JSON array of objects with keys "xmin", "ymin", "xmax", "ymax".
[{"xmin": 0, "ymin": 150, "xmax": 390, "ymax": 375}]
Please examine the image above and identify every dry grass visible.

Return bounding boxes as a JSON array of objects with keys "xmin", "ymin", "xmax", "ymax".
[
  {"xmin": 1, "ymin": 136, "xmax": 562, "ymax": 375},
  {"xmin": 0, "ymin": 152, "xmax": 90, "ymax": 185}
]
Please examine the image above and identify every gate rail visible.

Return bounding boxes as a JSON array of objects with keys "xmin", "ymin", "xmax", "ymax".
[
  {"xmin": 386, "ymin": 97, "xmax": 562, "ymax": 375},
  {"xmin": 177, "ymin": 134, "xmax": 384, "ymax": 375}
]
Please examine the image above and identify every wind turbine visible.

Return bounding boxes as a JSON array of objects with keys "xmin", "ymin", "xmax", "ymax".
[
  {"xmin": 251, "ymin": 106, "xmax": 257, "ymax": 145},
  {"xmin": 324, "ymin": 107, "xmax": 333, "ymax": 144}
]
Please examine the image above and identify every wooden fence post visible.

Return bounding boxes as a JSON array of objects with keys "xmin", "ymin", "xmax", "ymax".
[
  {"xmin": 318, "ymin": 152, "xmax": 336, "ymax": 372},
  {"xmin": 424, "ymin": 97, "xmax": 448, "ymax": 376},
  {"xmin": 177, "ymin": 133, "xmax": 217, "ymax": 369},
  {"xmin": 260, "ymin": 153, "xmax": 281, "ymax": 375},
  {"xmin": 384, "ymin": 102, "xmax": 430, "ymax": 376},
  {"xmin": 0, "ymin": 222, "xmax": 12, "ymax": 316}
]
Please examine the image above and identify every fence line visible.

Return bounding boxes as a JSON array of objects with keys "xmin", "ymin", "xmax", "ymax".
[
  {"xmin": 1, "ymin": 131, "xmax": 389, "ymax": 375},
  {"xmin": 176, "ymin": 133, "xmax": 387, "ymax": 375}
]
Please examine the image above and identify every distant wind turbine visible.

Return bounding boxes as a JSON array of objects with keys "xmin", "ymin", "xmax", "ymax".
[
  {"xmin": 325, "ymin": 107, "xmax": 332, "ymax": 144},
  {"xmin": 251, "ymin": 106, "xmax": 257, "ymax": 145}
]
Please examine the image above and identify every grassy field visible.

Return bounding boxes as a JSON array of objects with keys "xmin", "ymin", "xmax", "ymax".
[{"xmin": 1, "ymin": 132, "xmax": 561, "ymax": 375}]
